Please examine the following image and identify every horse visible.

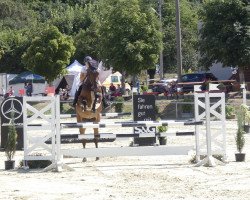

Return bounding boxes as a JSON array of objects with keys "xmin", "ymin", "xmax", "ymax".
[{"xmin": 75, "ymin": 66, "xmax": 103, "ymax": 161}]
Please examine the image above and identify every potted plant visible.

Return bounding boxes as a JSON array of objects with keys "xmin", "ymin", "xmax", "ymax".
[
  {"xmin": 157, "ymin": 125, "xmax": 168, "ymax": 145},
  {"xmin": 239, "ymin": 104, "xmax": 250, "ymax": 133},
  {"xmin": 114, "ymin": 96, "xmax": 124, "ymax": 113},
  {"xmin": 235, "ymin": 109, "xmax": 246, "ymax": 162},
  {"xmin": 141, "ymin": 85, "xmax": 148, "ymax": 94},
  {"xmin": 225, "ymin": 105, "xmax": 236, "ymax": 119},
  {"xmin": 181, "ymin": 98, "xmax": 193, "ymax": 118},
  {"xmin": 5, "ymin": 113, "xmax": 17, "ymax": 170}
]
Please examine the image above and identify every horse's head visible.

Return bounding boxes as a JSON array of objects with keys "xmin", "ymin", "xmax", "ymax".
[
  {"xmin": 78, "ymin": 65, "xmax": 100, "ymax": 111},
  {"xmin": 86, "ymin": 66, "xmax": 99, "ymax": 85}
]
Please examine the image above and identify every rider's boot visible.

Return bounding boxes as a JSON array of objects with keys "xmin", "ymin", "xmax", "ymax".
[{"xmin": 72, "ymin": 86, "xmax": 82, "ymax": 107}]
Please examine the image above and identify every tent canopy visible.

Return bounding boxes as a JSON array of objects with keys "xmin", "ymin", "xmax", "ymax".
[
  {"xmin": 67, "ymin": 60, "xmax": 83, "ymax": 75},
  {"xmin": 9, "ymin": 71, "xmax": 45, "ymax": 85}
]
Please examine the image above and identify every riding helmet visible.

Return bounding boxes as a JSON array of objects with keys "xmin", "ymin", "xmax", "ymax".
[{"xmin": 84, "ymin": 56, "xmax": 92, "ymax": 63}]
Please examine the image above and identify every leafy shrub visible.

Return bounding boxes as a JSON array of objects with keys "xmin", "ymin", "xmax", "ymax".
[
  {"xmin": 225, "ymin": 105, "xmax": 235, "ymax": 119},
  {"xmin": 115, "ymin": 96, "xmax": 124, "ymax": 112}
]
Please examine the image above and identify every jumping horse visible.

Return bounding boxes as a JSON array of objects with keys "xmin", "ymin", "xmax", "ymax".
[{"xmin": 75, "ymin": 66, "xmax": 103, "ymax": 161}]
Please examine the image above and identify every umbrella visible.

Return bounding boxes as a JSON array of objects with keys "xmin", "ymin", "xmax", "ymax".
[{"xmin": 9, "ymin": 71, "xmax": 45, "ymax": 85}]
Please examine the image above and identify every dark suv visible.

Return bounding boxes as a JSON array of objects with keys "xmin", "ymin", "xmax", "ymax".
[{"xmin": 177, "ymin": 73, "xmax": 218, "ymax": 93}]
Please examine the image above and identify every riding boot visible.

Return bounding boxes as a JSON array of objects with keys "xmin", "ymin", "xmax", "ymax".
[
  {"xmin": 92, "ymin": 92, "xmax": 99, "ymax": 112},
  {"xmin": 73, "ymin": 85, "xmax": 82, "ymax": 107}
]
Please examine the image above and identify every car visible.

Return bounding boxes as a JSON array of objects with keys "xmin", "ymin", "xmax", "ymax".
[
  {"xmin": 158, "ymin": 78, "xmax": 177, "ymax": 85},
  {"xmin": 177, "ymin": 73, "xmax": 218, "ymax": 93},
  {"xmin": 152, "ymin": 83, "xmax": 168, "ymax": 94}
]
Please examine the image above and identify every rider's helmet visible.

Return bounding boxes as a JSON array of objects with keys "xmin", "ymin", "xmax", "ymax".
[
  {"xmin": 84, "ymin": 56, "xmax": 98, "ymax": 72},
  {"xmin": 84, "ymin": 56, "xmax": 92, "ymax": 63}
]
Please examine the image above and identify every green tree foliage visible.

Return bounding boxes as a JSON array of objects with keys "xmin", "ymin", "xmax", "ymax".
[
  {"xmin": 98, "ymin": 0, "xmax": 162, "ymax": 75},
  {"xmin": 22, "ymin": 26, "xmax": 75, "ymax": 83},
  {"xmin": 163, "ymin": 0, "xmax": 199, "ymax": 72},
  {"xmin": 0, "ymin": 30, "xmax": 29, "ymax": 73},
  {"xmin": 73, "ymin": 2, "xmax": 101, "ymax": 62},
  {"xmin": 199, "ymin": 0, "xmax": 250, "ymax": 70},
  {"xmin": 0, "ymin": 0, "xmax": 38, "ymax": 73}
]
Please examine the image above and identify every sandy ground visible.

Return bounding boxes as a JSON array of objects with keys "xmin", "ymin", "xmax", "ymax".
[{"xmin": 1, "ymin": 118, "xmax": 250, "ymax": 200}]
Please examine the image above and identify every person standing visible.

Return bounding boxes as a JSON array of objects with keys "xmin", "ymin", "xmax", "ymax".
[
  {"xmin": 7, "ymin": 86, "xmax": 14, "ymax": 97},
  {"xmin": 26, "ymin": 83, "xmax": 33, "ymax": 96}
]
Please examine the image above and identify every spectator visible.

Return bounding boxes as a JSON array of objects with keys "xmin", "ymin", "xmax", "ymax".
[
  {"xmin": 24, "ymin": 82, "xmax": 28, "ymax": 95},
  {"xmin": 136, "ymin": 80, "xmax": 140, "ymax": 94},
  {"xmin": 62, "ymin": 85, "xmax": 70, "ymax": 100},
  {"xmin": 7, "ymin": 86, "xmax": 14, "ymax": 97},
  {"xmin": 109, "ymin": 83, "xmax": 116, "ymax": 96},
  {"xmin": 26, "ymin": 83, "xmax": 33, "ymax": 96},
  {"xmin": 114, "ymin": 84, "xmax": 122, "ymax": 97}
]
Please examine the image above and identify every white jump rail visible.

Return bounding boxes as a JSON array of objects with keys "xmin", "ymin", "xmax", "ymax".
[
  {"xmin": 60, "ymin": 120, "xmax": 202, "ymax": 128},
  {"xmin": 59, "ymin": 112, "xmax": 132, "ymax": 118}
]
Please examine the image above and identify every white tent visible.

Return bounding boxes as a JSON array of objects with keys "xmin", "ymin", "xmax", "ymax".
[
  {"xmin": 67, "ymin": 60, "xmax": 84, "ymax": 96},
  {"xmin": 67, "ymin": 60, "xmax": 83, "ymax": 75}
]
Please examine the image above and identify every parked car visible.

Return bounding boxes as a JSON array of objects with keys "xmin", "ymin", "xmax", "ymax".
[
  {"xmin": 158, "ymin": 78, "xmax": 177, "ymax": 85},
  {"xmin": 177, "ymin": 73, "xmax": 218, "ymax": 93},
  {"xmin": 152, "ymin": 83, "xmax": 168, "ymax": 94}
]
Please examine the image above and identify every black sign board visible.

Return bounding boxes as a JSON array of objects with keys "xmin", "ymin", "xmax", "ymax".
[
  {"xmin": 0, "ymin": 97, "xmax": 23, "ymax": 150},
  {"xmin": 133, "ymin": 95, "xmax": 156, "ymax": 146}
]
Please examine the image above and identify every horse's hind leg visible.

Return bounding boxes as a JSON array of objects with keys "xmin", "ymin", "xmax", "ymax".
[{"xmin": 94, "ymin": 127, "xmax": 99, "ymax": 161}]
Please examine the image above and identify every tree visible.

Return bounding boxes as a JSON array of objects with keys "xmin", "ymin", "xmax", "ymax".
[
  {"xmin": 199, "ymin": 0, "xmax": 250, "ymax": 71},
  {"xmin": 0, "ymin": 29, "xmax": 29, "ymax": 73},
  {"xmin": 22, "ymin": 26, "xmax": 75, "ymax": 83},
  {"xmin": 73, "ymin": 2, "xmax": 101, "ymax": 62},
  {"xmin": 98, "ymin": 0, "xmax": 162, "ymax": 75},
  {"xmin": 162, "ymin": 0, "xmax": 199, "ymax": 73}
]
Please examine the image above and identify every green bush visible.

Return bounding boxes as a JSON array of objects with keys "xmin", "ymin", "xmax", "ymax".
[
  {"xmin": 240, "ymin": 104, "xmax": 250, "ymax": 125},
  {"xmin": 5, "ymin": 113, "xmax": 17, "ymax": 161},
  {"xmin": 115, "ymin": 96, "xmax": 124, "ymax": 112},
  {"xmin": 141, "ymin": 85, "xmax": 148, "ymax": 93},
  {"xmin": 236, "ymin": 109, "xmax": 246, "ymax": 153},
  {"xmin": 225, "ymin": 105, "xmax": 235, "ymax": 119},
  {"xmin": 157, "ymin": 125, "xmax": 168, "ymax": 133}
]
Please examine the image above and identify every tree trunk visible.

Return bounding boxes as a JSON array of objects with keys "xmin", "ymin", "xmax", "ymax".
[{"xmin": 239, "ymin": 68, "xmax": 245, "ymax": 84}]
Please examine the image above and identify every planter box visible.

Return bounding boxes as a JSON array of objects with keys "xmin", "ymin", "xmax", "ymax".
[
  {"xmin": 235, "ymin": 153, "xmax": 245, "ymax": 162},
  {"xmin": 244, "ymin": 125, "xmax": 250, "ymax": 133},
  {"xmin": 159, "ymin": 137, "xmax": 167, "ymax": 145},
  {"xmin": 5, "ymin": 160, "xmax": 15, "ymax": 170}
]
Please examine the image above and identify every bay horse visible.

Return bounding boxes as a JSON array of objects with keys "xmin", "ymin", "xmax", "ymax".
[{"xmin": 75, "ymin": 66, "xmax": 103, "ymax": 161}]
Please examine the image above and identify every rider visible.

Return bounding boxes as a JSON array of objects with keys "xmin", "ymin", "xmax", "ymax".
[{"xmin": 72, "ymin": 56, "xmax": 102, "ymax": 112}]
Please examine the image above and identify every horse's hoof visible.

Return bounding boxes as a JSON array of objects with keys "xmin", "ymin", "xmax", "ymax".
[
  {"xmin": 82, "ymin": 157, "xmax": 87, "ymax": 162},
  {"xmin": 95, "ymin": 157, "xmax": 99, "ymax": 161}
]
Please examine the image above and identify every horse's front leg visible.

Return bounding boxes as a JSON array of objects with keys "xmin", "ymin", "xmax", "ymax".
[
  {"xmin": 80, "ymin": 127, "xmax": 87, "ymax": 162},
  {"xmin": 94, "ymin": 127, "xmax": 99, "ymax": 161},
  {"xmin": 77, "ymin": 115, "xmax": 87, "ymax": 162}
]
